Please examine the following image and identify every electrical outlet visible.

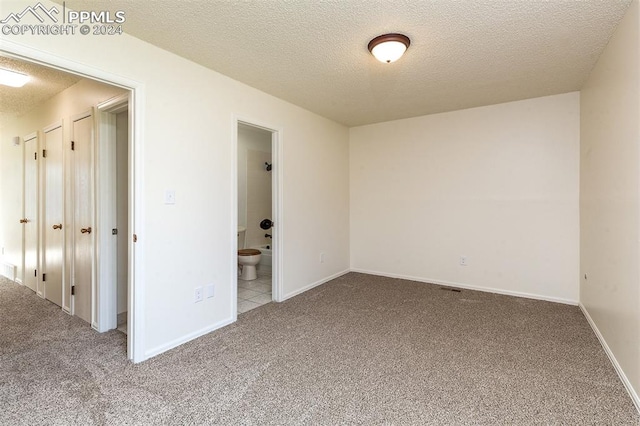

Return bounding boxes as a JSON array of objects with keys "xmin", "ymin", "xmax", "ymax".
[
  {"xmin": 194, "ymin": 287, "xmax": 203, "ymax": 303},
  {"xmin": 459, "ymin": 256, "xmax": 468, "ymax": 266},
  {"xmin": 206, "ymin": 284, "xmax": 215, "ymax": 299},
  {"xmin": 320, "ymin": 252, "xmax": 325, "ymax": 263}
]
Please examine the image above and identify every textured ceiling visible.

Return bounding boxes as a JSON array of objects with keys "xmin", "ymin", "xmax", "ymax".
[
  {"xmin": 0, "ymin": 55, "xmax": 81, "ymax": 121},
  {"xmin": 57, "ymin": 1, "xmax": 631, "ymax": 126}
]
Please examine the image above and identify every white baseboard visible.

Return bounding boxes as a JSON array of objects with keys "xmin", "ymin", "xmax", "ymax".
[
  {"xmin": 145, "ymin": 269, "xmax": 350, "ymax": 360},
  {"xmin": 579, "ymin": 303, "xmax": 640, "ymax": 413},
  {"xmin": 144, "ymin": 316, "xmax": 235, "ymax": 360},
  {"xmin": 350, "ymin": 268, "xmax": 578, "ymax": 305},
  {"xmin": 281, "ymin": 269, "xmax": 351, "ymax": 301},
  {"xmin": 15, "ymin": 278, "xmax": 22, "ymax": 285}
]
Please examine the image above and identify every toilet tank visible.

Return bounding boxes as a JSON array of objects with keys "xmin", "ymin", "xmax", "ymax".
[{"xmin": 237, "ymin": 226, "xmax": 246, "ymax": 249}]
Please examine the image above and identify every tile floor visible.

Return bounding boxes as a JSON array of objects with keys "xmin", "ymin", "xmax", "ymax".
[{"xmin": 238, "ymin": 266, "xmax": 272, "ymax": 313}]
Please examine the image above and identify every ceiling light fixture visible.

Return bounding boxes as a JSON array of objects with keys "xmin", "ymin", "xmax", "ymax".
[
  {"xmin": 368, "ymin": 33, "xmax": 411, "ymax": 64},
  {"xmin": 0, "ymin": 68, "xmax": 30, "ymax": 87}
]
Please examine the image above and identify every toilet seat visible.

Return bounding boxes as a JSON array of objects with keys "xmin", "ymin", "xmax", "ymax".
[{"xmin": 238, "ymin": 249, "xmax": 261, "ymax": 256}]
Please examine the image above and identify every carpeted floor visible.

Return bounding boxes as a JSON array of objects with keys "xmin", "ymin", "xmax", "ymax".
[{"xmin": 0, "ymin": 273, "xmax": 638, "ymax": 425}]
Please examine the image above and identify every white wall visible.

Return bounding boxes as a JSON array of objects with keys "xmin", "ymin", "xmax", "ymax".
[
  {"xmin": 245, "ymin": 149, "xmax": 272, "ymax": 249},
  {"xmin": 1, "ymin": 0, "xmax": 350, "ymax": 359},
  {"xmin": 350, "ymin": 93, "xmax": 580, "ymax": 303},
  {"xmin": 580, "ymin": 0, "xmax": 640, "ymax": 404}
]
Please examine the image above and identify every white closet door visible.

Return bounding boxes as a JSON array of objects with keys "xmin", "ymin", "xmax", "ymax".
[
  {"xmin": 23, "ymin": 134, "xmax": 38, "ymax": 292},
  {"xmin": 43, "ymin": 125, "xmax": 64, "ymax": 307},
  {"xmin": 72, "ymin": 115, "xmax": 94, "ymax": 324}
]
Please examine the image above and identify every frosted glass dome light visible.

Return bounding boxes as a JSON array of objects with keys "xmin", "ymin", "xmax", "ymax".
[{"xmin": 368, "ymin": 33, "xmax": 411, "ymax": 64}]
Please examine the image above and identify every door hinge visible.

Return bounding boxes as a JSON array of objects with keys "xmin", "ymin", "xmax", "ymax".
[
  {"xmin": 133, "ymin": 234, "xmax": 137, "ymax": 242},
  {"xmin": 34, "ymin": 269, "xmax": 37, "ymax": 277},
  {"xmin": 71, "ymin": 141, "xmax": 75, "ymax": 151},
  {"xmin": 34, "ymin": 152, "xmax": 37, "ymax": 160},
  {"xmin": 42, "ymin": 149, "xmax": 47, "ymax": 158},
  {"xmin": 112, "ymin": 228, "xmax": 118, "ymax": 235},
  {"xmin": 71, "ymin": 285, "xmax": 75, "ymax": 296},
  {"xmin": 42, "ymin": 273, "xmax": 46, "ymax": 282}
]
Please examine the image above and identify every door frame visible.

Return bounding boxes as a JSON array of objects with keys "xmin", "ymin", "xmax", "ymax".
[
  {"xmin": 232, "ymin": 116, "xmax": 283, "ymax": 320},
  {"xmin": 94, "ymin": 95, "xmax": 130, "ymax": 338},
  {"xmin": 1, "ymin": 40, "xmax": 146, "ymax": 363}
]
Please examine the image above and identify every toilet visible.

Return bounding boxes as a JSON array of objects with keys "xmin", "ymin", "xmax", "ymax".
[
  {"xmin": 237, "ymin": 227, "xmax": 261, "ymax": 281},
  {"xmin": 238, "ymin": 249, "xmax": 262, "ymax": 281}
]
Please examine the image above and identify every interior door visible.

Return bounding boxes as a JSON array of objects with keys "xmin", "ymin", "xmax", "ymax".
[
  {"xmin": 43, "ymin": 125, "xmax": 64, "ymax": 306},
  {"xmin": 72, "ymin": 115, "xmax": 94, "ymax": 324},
  {"xmin": 23, "ymin": 134, "xmax": 38, "ymax": 292}
]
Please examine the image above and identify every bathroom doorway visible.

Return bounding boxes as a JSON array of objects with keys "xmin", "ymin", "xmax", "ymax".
[{"xmin": 235, "ymin": 121, "xmax": 281, "ymax": 315}]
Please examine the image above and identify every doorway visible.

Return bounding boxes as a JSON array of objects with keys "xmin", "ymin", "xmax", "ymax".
[
  {"xmin": 234, "ymin": 120, "xmax": 282, "ymax": 316},
  {"xmin": 1, "ymin": 43, "xmax": 143, "ymax": 362},
  {"xmin": 95, "ymin": 95, "xmax": 131, "ymax": 340},
  {"xmin": 115, "ymin": 109, "xmax": 129, "ymax": 334}
]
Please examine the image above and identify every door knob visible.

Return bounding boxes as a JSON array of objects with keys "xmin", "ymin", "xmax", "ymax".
[
  {"xmin": 52, "ymin": 224, "xmax": 62, "ymax": 230},
  {"xmin": 260, "ymin": 219, "xmax": 274, "ymax": 230},
  {"xmin": 19, "ymin": 218, "xmax": 28, "ymax": 224},
  {"xmin": 81, "ymin": 227, "xmax": 92, "ymax": 234}
]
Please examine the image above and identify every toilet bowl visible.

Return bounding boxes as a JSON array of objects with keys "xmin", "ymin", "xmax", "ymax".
[{"xmin": 238, "ymin": 249, "xmax": 261, "ymax": 281}]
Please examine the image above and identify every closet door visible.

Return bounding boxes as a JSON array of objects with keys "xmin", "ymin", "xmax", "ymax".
[
  {"xmin": 23, "ymin": 134, "xmax": 38, "ymax": 292},
  {"xmin": 72, "ymin": 114, "xmax": 94, "ymax": 324},
  {"xmin": 43, "ymin": 124, "xmax": 64, "ymax": 307}
]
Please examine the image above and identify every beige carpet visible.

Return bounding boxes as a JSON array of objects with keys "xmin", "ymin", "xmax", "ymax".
[{"xmin": 0, "ymin": 273, "xmax": 638, "ymax": 425}]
